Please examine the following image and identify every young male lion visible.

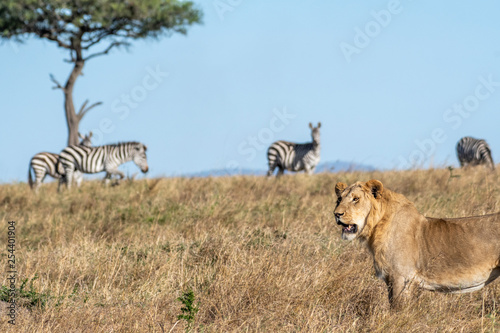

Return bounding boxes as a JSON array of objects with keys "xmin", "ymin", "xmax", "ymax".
[{"xmin": 334, "ymin": 179, "xmax": 500, "ymax": 309}]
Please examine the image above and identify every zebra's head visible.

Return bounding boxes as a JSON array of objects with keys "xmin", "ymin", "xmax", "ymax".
[
  {"xmin": 78, "ymin": 132, "xmax": 93, "ymax": 147},
  {"xmin": 131, "ymin": 142, "xmax": 149, "ymax": 173},
  {"xmin": 309, "ymin": 122, "xmax": 321, "ymax": 145}
]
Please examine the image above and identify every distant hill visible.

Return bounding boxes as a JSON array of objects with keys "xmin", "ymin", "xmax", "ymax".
[
  {"xmin": 315, "ymin": 160, "xmax": 376, "ymax": 173},
  {"xmin": 183, "ymin": 160, "xmax": 376, "ymax": 177}
]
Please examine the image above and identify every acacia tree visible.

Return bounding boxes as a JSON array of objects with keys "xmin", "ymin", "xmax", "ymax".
[{"xmin": 0, "ymin": 0, "xmax": 202, "ymax": 145}]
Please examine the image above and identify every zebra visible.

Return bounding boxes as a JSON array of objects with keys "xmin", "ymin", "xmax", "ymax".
[
  {"xmin": 28, "ymin": 132, "xmax": 93, "ymax": 191},
  {"xmin": 59, "ymin": 141, "xmax": 149, "ymax": 189},
  {"xmin": 267, "ymin": 122, "xmax": 321, "ymax": 177},
  {"xmin": 456, "ymin": 136, "xmax": 495, "ymax": 170}
]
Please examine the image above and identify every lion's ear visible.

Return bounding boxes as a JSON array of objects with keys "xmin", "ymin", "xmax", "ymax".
[
  {"xmin": 335, "ymin": 182, "xmax": 347, "ymax": 198},
  {"xmin": 366, "ymin": 179, "xmax": 384, "ymax": 199}
]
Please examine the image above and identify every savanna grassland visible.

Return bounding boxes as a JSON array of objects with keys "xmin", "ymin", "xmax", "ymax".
[{"xmin": 0, "ymin": 168, "xmax": 499, "ymax": 332}]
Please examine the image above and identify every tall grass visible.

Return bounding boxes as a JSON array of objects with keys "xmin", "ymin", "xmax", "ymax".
[{"xmin": 0, "ymin": 167, "xmax": 499, "ymax": 332}]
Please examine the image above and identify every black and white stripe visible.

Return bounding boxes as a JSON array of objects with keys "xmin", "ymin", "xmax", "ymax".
[
  {"xmin": 267, "ymin": 122, "xmax": 321, "ymax": 176},
  {"xmin": 28, "ymin": 132, "xmax": 93, "ymax": 191},
  {"xmin": 59, "ymin": 141, "xmax": 149, "ymax": 188},
  {"xmin": 456, "ymin": 136, "xmax": 494, "ymax": 170}
]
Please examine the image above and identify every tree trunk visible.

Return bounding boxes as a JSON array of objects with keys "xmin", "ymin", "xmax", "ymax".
[
  {"xmin": 64, "ymin": 59, "xmax": 85, "ymax": 146},
  {"xmin": 53, "ymin": 45, "xmax": 101, "ymax": 146}
]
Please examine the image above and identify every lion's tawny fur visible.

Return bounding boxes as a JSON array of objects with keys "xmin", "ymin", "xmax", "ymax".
[{"xmin": 334, "ymin": 180, "xmax": 500, "ymax": 309}]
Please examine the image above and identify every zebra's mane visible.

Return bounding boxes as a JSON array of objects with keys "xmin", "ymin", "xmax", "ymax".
[{"xmin": 102, "ymin": 141, "xmax": 141, "ymax": 148}]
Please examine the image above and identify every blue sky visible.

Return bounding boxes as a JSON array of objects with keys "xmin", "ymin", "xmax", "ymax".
[{"xmin": 2, "ymin": 0, "xmax": 500, "ymax": 182}]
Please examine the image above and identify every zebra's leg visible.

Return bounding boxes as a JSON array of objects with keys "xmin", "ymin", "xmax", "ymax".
[
  {"xmin": 267, "ymin": 162, "xmax": 277, "ymax": 177},
  {"xmin": 106, "ymin": 168, "xmax": 125, "ymax": 179},
  {"xmin": 106, "ymin": 169, "xmax": 125, "ymax": 185},
  {"xmin": 113, "ymin": 170, "xmax": 125, "ymax": 180},
  {"xmin": 58, "ymin": 176, "xmax": 65, "ymax": 192},
  {"xmin": 103, "ymin": 172, "xmax": 112, "ymax": 185},
  {"xmin": 277, "ymin": 166, "xmax": 285, "ymax": 177},
  {"xmin": 33, "ymin": 179, "xmax": 40, "ymax": 193},
  {"xmin": 74, "ymin": 171, "xmax": 84, "ymax": 187},
  {"xmin": 305, "ymin": 166, "xmax": 316, "ymax": 175},
  {"xmin": 65, "ymin": 168, "xmax": 75, "ymax": 189},
  {"xmin": 33, "ymin": 171, "xmax": 45, "ymax": 193}
]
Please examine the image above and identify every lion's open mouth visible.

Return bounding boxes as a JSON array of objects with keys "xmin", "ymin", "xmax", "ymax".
[{"xmin": 337, "ymin": 221, "xmax": 358, "ymax": 234}]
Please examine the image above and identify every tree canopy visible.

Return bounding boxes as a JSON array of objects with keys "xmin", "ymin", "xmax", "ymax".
[
  {"xmin": 1, "ymin": 0, "xmax": 202, "ymax": 60},
  {"xmin": 1, "ymin": 0, "xmax": 202, "ymax": 145}
]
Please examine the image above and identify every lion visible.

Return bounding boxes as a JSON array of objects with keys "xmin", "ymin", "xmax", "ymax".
[{"xmin": 334, "ymin": 179, "xmax": 500, "ymax": 309}]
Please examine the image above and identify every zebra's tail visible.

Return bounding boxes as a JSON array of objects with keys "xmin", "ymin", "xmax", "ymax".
[
  {"xmin": 488, "ymin": 154, "xmax": 495, "ymax": 170},
  {"xmin": 484, "ymin": 147, "xmax": 495, "ymax": 170},
  {"xmin": 28, "ymin": 161, "xmax": 34, "ymax": 189}
]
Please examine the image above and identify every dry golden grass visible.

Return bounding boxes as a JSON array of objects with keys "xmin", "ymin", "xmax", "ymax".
[{"xmin": 0, "ymin": 167, "xmax": 499, "ymax": 332}]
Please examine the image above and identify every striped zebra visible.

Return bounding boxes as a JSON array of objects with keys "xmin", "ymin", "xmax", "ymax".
[
  {"xmin": 59, "ymin": 141, "xmax": 149, "ymax": 189},
  {"xmin": 267, "ymin": 122, "xmax": 321, "ymax": 177},
  {"xmin": 28, "ymin": 132, "xmax": 93, "ymax": 191},
  {"xmin": 456, "ymin": 136, "xmax": 495, "ymax": 170}
]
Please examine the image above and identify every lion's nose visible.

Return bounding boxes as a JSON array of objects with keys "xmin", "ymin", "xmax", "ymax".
[{"xmin": 335, "ymin": 212, "xmax": 344, "ymax": 219}]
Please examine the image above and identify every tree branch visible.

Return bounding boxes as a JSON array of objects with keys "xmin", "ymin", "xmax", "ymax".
[
  {"xmin": 63, "ymin": 49, "xmax": 77, "ymax": 63},
  {"xmin": 49, "ymin": 74, "xmax": 65, "ymax": 91},
  {"xmin": 77, "ymin": 100, "xmax": 102, "ymax": 120},
  {"xmin": 78, "ymin": 100, "xmax": 89, "ymax": 114},
  {"xmin": 81, "ymin": 30, "xmax": 113, "ymax": 50},
  {"xmin": 83, "ymin": 41, "xmax": 124, "ymax": 61},
  {"xmin": 39, "ymin": 31, "xmax": 72, "ymax": 49}
]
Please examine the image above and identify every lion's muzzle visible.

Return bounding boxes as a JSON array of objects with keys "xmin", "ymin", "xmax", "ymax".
[
  {"xmin": 337, "ymin": 220, "xmax": 358, "ymax": 235},
  {"xmin": 335, "ymin": 212, "xmax": 358, "ymax": 238}
]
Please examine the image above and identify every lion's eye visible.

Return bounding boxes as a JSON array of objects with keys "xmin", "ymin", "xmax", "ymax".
[{"xmin": 353, "ymin": 197, "xmax": 359, "ymax": 203}]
